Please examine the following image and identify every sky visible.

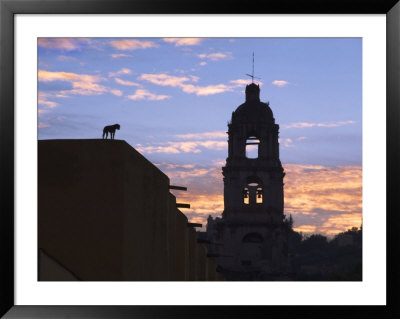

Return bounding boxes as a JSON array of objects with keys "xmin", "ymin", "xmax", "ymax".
[{"xmin": 38, "ymin": 37, "xmax": 362, "ymax": 237}]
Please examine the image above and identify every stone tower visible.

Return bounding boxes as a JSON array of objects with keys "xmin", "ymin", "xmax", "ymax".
[{"xmin": 213, "ymin": 83, "xmax": 288, "ymax": 279}]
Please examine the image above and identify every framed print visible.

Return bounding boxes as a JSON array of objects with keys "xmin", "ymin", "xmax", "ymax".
[{"xmin": 1, "ymin": 0, "xmax": 399, "ymax": 318}]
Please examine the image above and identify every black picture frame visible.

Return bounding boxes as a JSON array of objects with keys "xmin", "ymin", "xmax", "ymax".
[{"xmin": 1, "ymin": 0, "xmax": 399, "ymax": 318}]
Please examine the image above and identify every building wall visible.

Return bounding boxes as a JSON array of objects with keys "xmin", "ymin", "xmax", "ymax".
[
  {"xmin": 39, "ymin": 139, "xmax": 222, "ymax": 281},
  {"xmin": 38, "ymin": 249, "xmax": 79, "ymax": 281}
]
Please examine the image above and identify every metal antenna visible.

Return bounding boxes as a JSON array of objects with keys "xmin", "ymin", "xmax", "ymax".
[{"xmin": 246, "ymin": 52, "xmax": 261, "ymax": 83}]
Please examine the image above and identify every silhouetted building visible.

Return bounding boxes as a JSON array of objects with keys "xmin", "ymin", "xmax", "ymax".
[
  {"xmin": 38, "ymin": 139, "xmax": 223, "ymax": 281},
  {"xmin": 204, "ymin": 83, "xmax": 289, "ymax": 280}
]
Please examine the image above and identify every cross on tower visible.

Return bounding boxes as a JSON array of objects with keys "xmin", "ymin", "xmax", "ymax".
[{"xmin": 246, "ymin": 52, "xmax": 261, "ymax": 83}]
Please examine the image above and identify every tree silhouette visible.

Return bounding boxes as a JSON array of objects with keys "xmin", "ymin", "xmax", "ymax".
[{"xmin": 287, "ymin": 215, "xmax": 362, "ymax": 281}]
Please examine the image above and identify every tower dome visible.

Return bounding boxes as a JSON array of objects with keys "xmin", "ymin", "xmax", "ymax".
[{"xmin": 231, "ymin": 83, "xmax": 275, "ymax": 124}]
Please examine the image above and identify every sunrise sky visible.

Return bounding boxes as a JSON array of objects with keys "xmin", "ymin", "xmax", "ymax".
[{"xmin": 38, "ymin": 37, "xmax": 362, "ymax": 237}]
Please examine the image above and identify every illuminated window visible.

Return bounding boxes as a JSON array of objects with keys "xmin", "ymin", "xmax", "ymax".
[
  {"xmin": 256, "ymin": 187, "xmax": 263, "ymax": 204},
  {"xmin": 243, "ymin": 179, "xmax": 264, "ymax": 206},
  {"xmin": 243, "ymin": 187, "xmax": 249, "ymax": 204}
]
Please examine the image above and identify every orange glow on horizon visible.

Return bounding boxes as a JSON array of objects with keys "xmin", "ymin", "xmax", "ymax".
[{"xmin": 164, "ymin": 162, "xmax": 362, "ymax": 236}]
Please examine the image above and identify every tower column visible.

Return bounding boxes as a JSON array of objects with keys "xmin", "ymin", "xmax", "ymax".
[{"xmin": 215, "ymin": 82, "xmax": 288, "ymax": 279}]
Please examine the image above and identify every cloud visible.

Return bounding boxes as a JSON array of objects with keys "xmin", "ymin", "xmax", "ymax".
[
  {"xmin": 230, "ymin": 79, "xmax": 251, "ymax": 86},
  {"xmin": 109, "ymin": 89, "xmax": 123, "ymax": 96},
  {"xmin": 278, "ymin": 136, "xmax": 308, "ymax": 148},
  {"xmin": 162, "ymin": 38, "xmax": 203, "ymax": 46},
  {"xmin": 38, "ymin": 109, "xmax": 50, "ymax": 115},
  {"xmin": 108, "ymin": 68, "xmax": 132, "ymax": 78},
  {"xmin": 282, "ymin": 138, "xmax": 294, "ymax": 148},
  {"xmin": 135, "ymin": 142, "xmax": 196, "ymax": 154},
  {"xmin": 138, "ymin": 73, "xmax": 264, "ymax": 97},
  {"xmin": 136, "ymin": 145, "xmax": 181, "ymax": 154},
  {"xmin": 38, "ymin": 100, "xmax": 58, "ymax": 108},
  {"xmin": 182, "ymin": 84, "xmax": 233, "ymax": 96},
  {"xmin": 38, "ymin": 70, "xmax": 101, "ymax": 83},
  {"xmin": 138, "ymin": 73, "xmax": 190, "ymax": 87},
  {"xmin": 38, "ymin": 38, "xmax": 91, "ymax": 51},
  {"xmin": 138, "ymin": 73, "xmax": 235, "ymax": 96},
  {"xmin": 38, "ymin": 92, "xmax": 58, "ymax": 108},
  {"xmin": 127, "ymin": 89, "xmax": 171, "ymax": 101},
  {"xmin": 137, "ymin": 131, "xmax": 227, "ymax": 156},
  {"xmin": 38, "ymin": 122, "xmax": 50, "ymax": 128},
  {"xmin": 175, "ymin": 131, "xmax": 226, "ymax": 140},
  {"xmin": 114, "ymin": 78, "xmax": 141, "ymax": 87},
  {"xmin": 319, "ymin": 213, "xmax": 362, "ymax": 236},
  {"xmin": 68, "ymin": 81, "xmax": 109, "ymax": 95},
  {"xmin": 199, "ymin": 61, "xmax": 207, "ymax": 66},
  {"xmin": 155, "ymin": 160, "xmax": 224, "ymax": 230},
  {"xmin": 293, "ymin": 225, "xmax": 317, "ymax": 234},
  {"xmin": 197, "ymin": 141, "xmax": 226, "ymax": 149},
  {"xmin": 282, "ymin": 120, "xmax": 357, "ymax": 129},
  {"xmin": 197, "ymin": 52, "xmax": 233, "ymax": 61},
  {"xmin": 39, "ymin": 70, "xmax": 123, "ymax": 98},
  {"xmin": 110, "ymin": 53, "xmax": 133, "ymax": 59},
  {"xmin": 154, "ymin": 163, "xmax": 196, "ymax": 170},
  {"xmin": 136, "ymin": 140, "xmax": 226, "ymax": 154},
  {"xmin": 109, "ymin": 39, "xmax": 158, "ymax": 50},
  {"xmin": 284, "ymin": 164, "xmax": 362, "ymax": 235},
  {"xmin": 272, "ymin": 80, "xmax": 289, "ymax": 87},
  {"xmin": 152, "ymin": 159, "xmax": 362, "ymax": 236},
  {"xmin": 189, "ymin": 75, "xmax": 200, "ymax": 83}
]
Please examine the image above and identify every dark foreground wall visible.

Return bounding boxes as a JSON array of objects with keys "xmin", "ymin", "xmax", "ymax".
[{"xmin": 38, "ymin": 139, "xmax": 222, "ymax": 281}]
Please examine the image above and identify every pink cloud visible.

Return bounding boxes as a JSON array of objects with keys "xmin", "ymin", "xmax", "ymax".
[
  {"xmin": 136, "ymin": 139, "xmax": 226, "ymax": 155},
  {"xmin": 180, "ymin": 83, "xmax": 232, "ymax": 96},
  {"xmin": 110, "ymin": 53, "xmax": 133, "ymax": 59},
  {"xmin": 38, "ymin": 122, "xmax": 50, "ymax": 128},
  {"xmin": 127, "ymin": 89, "xmax": 171, "ymax": 101},
  {"xmin": 38, "ymin": 92, "xmax": 58, "ymax": 108},
  {"xmin": 108, "ymin": 68, "xmax": 132, "ymax": 78},
  {"xmin": 272, "ymin": 80, "xmax": 289, "ymax": 87},
  {"xmin": 282, "ymin": 138, "xmax": 294, "ymax": 148},
  {"xmin": 138, "ymin": 73, "xmax": 263, "ymax": 97},
  {"xmin": 38, "ymin": 70, "xmax": 101, "ymax": 83},
  {"xmin": 162, "ymin": 38, "xmax": 203, "ymax": 46},
  {"xmin": 282, "ymin": 120, "xmax": 356, "ymax": 129},
  {"xmin": 197, "ymin": 52, "xmax": 233, "ymax": 61},
  {"xmin": 230, "ymin": 78, "xmax": 251, "ymax": 86},
  {"xmin": 38, "ymin": 38, "xmax": 91, "ymax": 51},
  {"xmin": 110, "ymin": 89, "xmax": 123, "ymax": 96},
  {"xmin": 155, "ymin": 160, "xmax": 362, "ymax": 236},
  {"xmin": 284, "ymin": 164, "xmax": 362, "ymax": 235},
  {"xmin": 39, "ymin": 70, "xmax": 124, "ymax": 98},
  {"xmin": 109, "ymin": 39, "xmax": 158, "ymax": 50},
  {"xmin": 175, "ymin": 131, "xmax": 226, "ymax": 140},
  {"xmin": 38, "ymin": 109, "xmax": 50, "ymax": 115},
  {"xmin": 69, "ymin": 81, "xmax": 108, "ymax": 95},
  {"xmin": 114, "ymin": 78, "xmax": 141, "ymax": 87},
  {"xmin": 138, "ymin": 73, "xmax": 190, "ymax": 87}
]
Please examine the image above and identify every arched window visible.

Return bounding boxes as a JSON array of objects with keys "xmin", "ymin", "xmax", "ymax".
[
  {"xmin": 243, "ymin": 187, "xmax": 249, "ymax": 205},
  {"xmin": 256, "ymin": 187, "xmax": 263, "ymax": 204},
  {"xmin": 246, "ymin": 136, "xmax": 260, "ymax": 159},
  {"xmin": 243, "ymin": 177, "xmax": 263, "ymax": 205}
]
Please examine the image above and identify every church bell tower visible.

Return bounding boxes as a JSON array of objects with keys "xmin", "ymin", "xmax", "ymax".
[{"xmin": 217, "ymin": 82, "xmax": 288, "ymax": 277}]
